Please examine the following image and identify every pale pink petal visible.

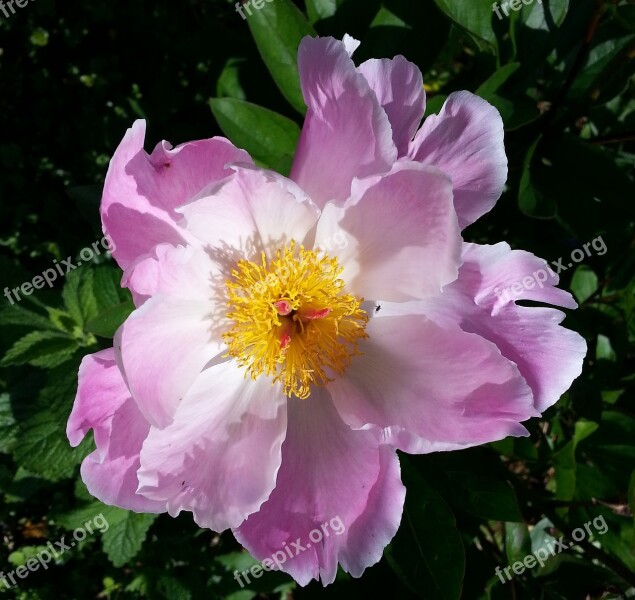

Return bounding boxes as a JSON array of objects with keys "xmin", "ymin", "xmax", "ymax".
[
  {"xmin": 178, "ymin": 165, "xmax": 320, "ymax": 266},
  {"xmin": 408, "ymin": 91, "xmax": 507, "ymax": 228},
  {"xmin": 290, "ymin": 36, "xmax": 397, "ymax": 208},
  {"xmin": 122, "ymin": 243, "xmax": 225, "ymax": 308},
  {"xmin": 458, "ymin": 242, "xmax": 577, "ymax": 314},
  {"xmin": 329, "ymin": 315, "xmax": 537, "ymax": 454},
  {"xmin": 358, "ymin": 56, "xmax": 425, "ymax": 156},
  {"xmin": 117, "ymin": 293, "xmax": 222, "ymax": 429},
  {"xmin": 377, "ymin": 243, "xmax": 586, "ymax": 412},
  {"xmin": 137, "ymin": 362, "xmax": 287, "ymax": 531},
  {"xmin": 234, "ymin": 389, "xmax": 405, "ymax": 586},
  {"xmin": 67, "ymin": 349, "xmax": 165, "ymax": 513},
  {"xmin": 314, "ymin": 162, "xmax": 461, "ymax": 301},
  {"xmin": 101, "ymin": 120, "xmax": 252, "ymax": 270}
]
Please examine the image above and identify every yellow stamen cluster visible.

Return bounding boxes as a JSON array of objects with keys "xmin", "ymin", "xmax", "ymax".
[{"xmin": 223, "ymin": 241, "xmax": 368, "ymax": 398}]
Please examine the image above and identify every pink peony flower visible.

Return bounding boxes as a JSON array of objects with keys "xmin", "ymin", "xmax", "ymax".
[{"xmin": 67, "ymin": 35, "xmax": 586, "ymax": 585}]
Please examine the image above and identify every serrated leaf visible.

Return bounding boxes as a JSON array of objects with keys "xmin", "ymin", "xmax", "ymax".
[
  {"xmin": 13, "ymin": 363, "xmax": 92, "ymax": 481},
  {"xmin": 62, "ymin": 268, "xmax": 99, "ymax": 327},
  {"xmin": 0, "ymin": 393, "xmax": 18, "ymax": 454},
  {"xmin": 210, "ymin": 98, "xmax": 301, "ymax": 175},
  {"xmin": 55, "ymin": 500, "xmax": 156, "ymax": 566},
  {"xmin": 0, "ymin": 305, "xmax": 58, "ymax": 332},
  {"xmin": 1, "ymin": 330, "xmax": 78, "ymax": 369},
  {"xmin": 101, "ymin": 508, "xmax": 157, "ymax": 567},
  {"xmin": 247, "ymin": 0, "xmax": 315, "ymax": 114}
]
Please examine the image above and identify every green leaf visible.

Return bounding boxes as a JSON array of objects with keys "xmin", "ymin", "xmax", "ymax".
[
  {"xmin": 476, "ymin": 63, "xmax": 540, "ymax": 130},
  {"xmin": 570, "ymin": 265, "xmax": 599, "ymax": 303},
  {"xmin": 13, "ymin": 363, "xmax": 92, "ymax": 481},
  {"xmin": 0, "ymin": 304, "xmax": 59, "ymax": 332},
  {"xmin": 92, "ymin": 266, "xmax": 129, "ymax": 312},
  {"xmin": 518, "ymin": 136, "xmax": 557, "ymax": 219},
  {"xmin": 424, "ymin": 449, "xmax": 524, "ymax": 522},
  {"xmin": 1, "ymin": 330, "xmax": 78, "ymax": 369},
  {"xmin": 476, "ymin": 63, "xmax": 521, "ymax": 98},
  {"xmin": 216, "ymin": 58, "xmax": 248, "ymax": 101},
  {"xmin": 0, "ymin": 393, "xmax": 18, "ymax": 454},
  {"xmin": 386, "ymin": 457, "xmax": 465, "ymax": 600},
  {"xmin": 521, "ymin": 0, "xmax": 569, "ymax": 29},
  {"xmin": 553, "ymin": 419, "xmax": 599, "ymax": 502},
  {"xmin": 505, "ymin": 521, "xmax": 532, "ymax": 567},
  {"xmin": 62, "ymin": 268, "xmax": 99, "ymax": 327},
  {"xmin": 304, "ymin": 0, "xmax": 343, "ymax": 23},
  {"xmin": 210, "ymin": 98, "xmax": 301, "ymax": 175},
  {"xmin": 431, "ymin": 0, "xmax": 498, "ymax": 53},
  {"xmin": 595, "ymin": 334, "xmax": 617, "ymax": 362},
  {"xmin": 85, "ymin": 299, "xmax": 135, "ymax": 338},
  {"xmin": 56, "ymin": 500, "xmax": 157, "ymax": 567},
  {"xmin": 246, "ymin": 0, "xmax": 315, "ymax": 114},
  {"xmin": 101, "ymin": 509, "xmax": 157, "ymax": 567}
]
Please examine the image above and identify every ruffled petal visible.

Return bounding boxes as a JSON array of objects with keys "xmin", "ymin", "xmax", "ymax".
[
  {"xmin": 378, "ymin": 243, "xmax": 586, "ymax": 412},
  {"xmin": 329, "ymin": 314, "xmax": 537, "ymax": 453},
  {"xmin": 101, "ymin": 120, "xmax": 252, "ymax": 270},
  {"xmin": 314, "ymin": 162, "xmax": 461, "ymax": 301},
  {"xmin": 408, "ymin": 91, "xmax": 507, "ymax": 228},
  {"xmin": 137, "ymin": 362, "xmax": 287, "ymax": 531},
  {"xmin": 380, "ymin": 243, "xmax": 586, "ymax": 412},
  {"xmin": 290, "ymin": 36, "xmax": 397, "ymax": 208},
  {"xmin": 234, "ymin": 389, "xmax": 405, "ymax": 586},
  {"xmin": 358, "ymin": 56, "xmax": 425, "ymax": 157},
  {"xmin": 67, "ymin": 349, "xmax": 165, "ymax": 513}
]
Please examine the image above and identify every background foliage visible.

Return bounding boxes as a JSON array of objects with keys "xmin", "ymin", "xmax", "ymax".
[{"xmin": 1, "ymin": 0, "xmax": 634, "ymax": 598}]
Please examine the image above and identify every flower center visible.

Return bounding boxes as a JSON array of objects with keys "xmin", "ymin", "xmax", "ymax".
[{"xmin": 223, "ymin": 241, "xmax": 368, "ymax": 399}]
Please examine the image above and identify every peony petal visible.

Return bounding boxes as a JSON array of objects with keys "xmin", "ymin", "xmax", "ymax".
[
  {"xmin": 314, "ymin": 162, "xmax": 461, "ymax": 302},
  {"xmin": 329, "ymin": 314, "xmax": 537, "ymax": 453},
  {"xmin": 383, "ymin": 243, "xmax": 585, "ymax": 412},
  {"xmin": 178, "ymin": 165, "xmax": 320, "ymax": 268},
  {"xmin": 457, "ymin": 242, "xmax": 578, "ymax": 314},
  {"xmin": 122, "ymin": 242, "xmax": 226, "ymax": 308},
  {"xmin": 101, "ymin": 120, "xmax": 252, "ymax": 270},
  {"xmin": 358, "ymin": 56, "xmax": 425, "ymax": 157},
  {"xmin": 137, "ymin": 362, "xmax": 287, "ymax": 531},
  {"xmin": 117, "ymin": 292, "xmax": 223, "ymax": 429},
  {"xmin": 234, "ymin": 389, "xmax": 405, "ymax": 586},
  {"xmin": 290, "ymin": 36, "xmax": 397, "ymax": 208},
  {"xmin": 408, "ymin": 91, "xmax": 507, "ymax": 228},
  {"xmin": 67, "ymin": 349, "xmax": 165, "ymax": 513}
]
